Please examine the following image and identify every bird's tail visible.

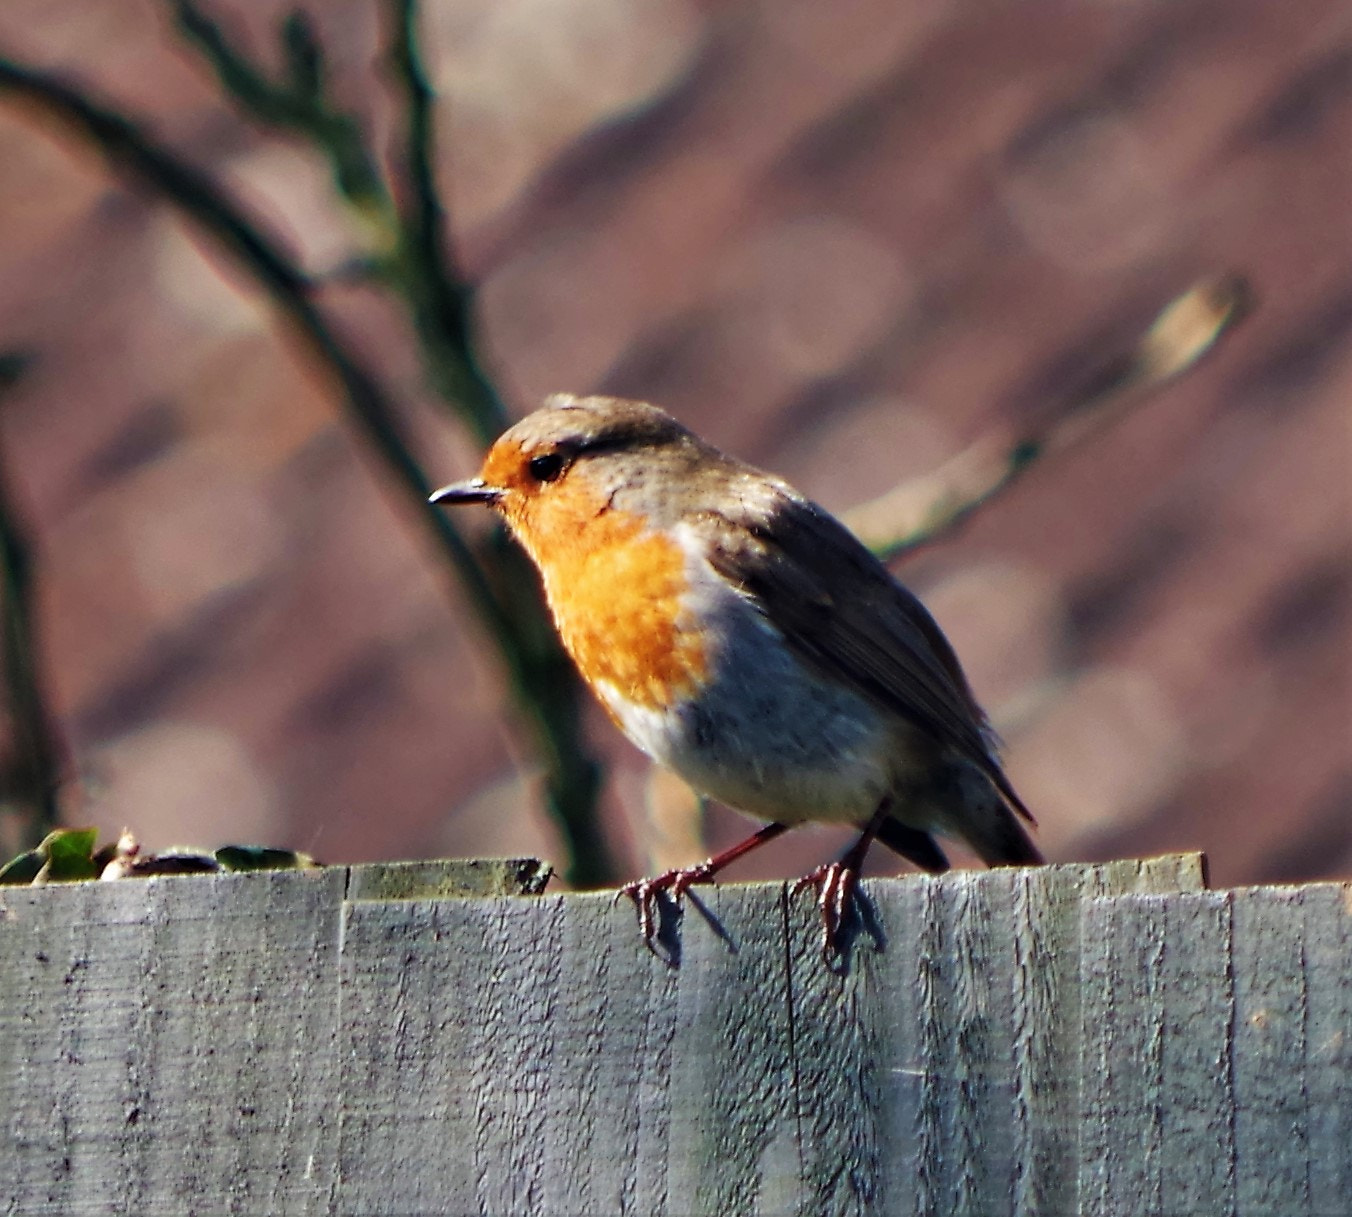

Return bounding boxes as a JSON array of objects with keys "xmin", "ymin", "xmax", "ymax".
[
  {"xmin": 875, "ymin": 816, "xmax": 950, "ymax": 873},
  {"xmin": 949, "ymin": 763, "xmax": 1045, "ymax": 867},
  {"xmin": 969, "ymin": 805, "xmax": 1044, "ymax": 867}
]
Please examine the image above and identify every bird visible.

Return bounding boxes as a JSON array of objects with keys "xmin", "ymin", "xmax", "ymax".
[{"xmin": 431, "ymin": 393, "xmax": 1041, "ymax": 955}]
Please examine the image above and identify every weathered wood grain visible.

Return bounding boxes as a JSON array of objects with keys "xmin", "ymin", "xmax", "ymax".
[
  {"xmin": 335, "ymin": 855, "xmax": 1205, "ymax": 1217},
  {"xmin": 1231, "ymin": 883, "xmax": 1352, "ymax": 1217},
  {"xmin": 0, "ymin": 858, "xmax": 547, "ymax": 1216},
  {"xmin": 4, "ymin": 855, "xmax": 1348, "ymax": 1217},
  {"xmin": 1079, "ymin": 883, "xmax": 1352, "ymax": 1217},
  {"xmin": 336, "ymin": 884, "xmax": 799, "ymax": 1216},
  {"xmin": 0, "ymin": 868, "xmax": 347, "ymax": 1216},
  {"xmin": 782, "ymin": 855, "xmax": 1207, "ymax": 1217},
  {"xmin": 1298, "ymin": 884, "xmax": 1352, "ymax": 1217}
]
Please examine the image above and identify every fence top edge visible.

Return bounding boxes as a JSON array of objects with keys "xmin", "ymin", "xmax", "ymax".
[{"xmin": 9, "ymin": 853, "xmax": 1347, "ymax": 912}]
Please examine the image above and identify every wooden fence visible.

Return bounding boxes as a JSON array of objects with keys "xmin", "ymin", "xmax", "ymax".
[{"xmin": 1, "ymin": 854, "xmax": 1348, "ymax": 1215}]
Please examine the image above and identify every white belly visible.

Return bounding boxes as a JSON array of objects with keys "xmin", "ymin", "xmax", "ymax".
[{"xmin": 595, "ymin": 562, "xmax": 894, "ymax": 826}]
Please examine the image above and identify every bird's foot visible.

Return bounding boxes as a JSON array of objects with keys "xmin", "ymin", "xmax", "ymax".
[
  {"xmin": 614, "ymin": 859, "xmax": 717, "ymax": 953},
  {"xmin": 791, "ymin": 861, "xmax": 860, "ymax": 959}
]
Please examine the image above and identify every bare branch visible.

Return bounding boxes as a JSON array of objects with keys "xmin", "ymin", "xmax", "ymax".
[
  {"xmin": 385, "ymin": 0, "xmax": 509, "ymax": 444},
  {"xmin": 172, "ymin": 0, "xmax": 390, "ymax": 219},
  {"xmin": 0, "ymin": 50, "xmax": 615, "ymax": 887},
  {"xmin": 845, "ymin": 275, "xmax": 1254, "ymax": 560}
]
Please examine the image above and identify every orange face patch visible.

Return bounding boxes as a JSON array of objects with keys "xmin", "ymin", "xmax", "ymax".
[
  {"xmin": 478, "ymin": 438, "xmax": 538, "ymax": 499},
  {"xmin": 484, "ymin": 445, "xmax": 707, "ymax": 711}
]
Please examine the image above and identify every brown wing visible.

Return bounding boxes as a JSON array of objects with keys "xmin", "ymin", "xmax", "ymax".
[{"xmin": 702, "ymin": 487, "xmax": 1034, "ymax": 824}]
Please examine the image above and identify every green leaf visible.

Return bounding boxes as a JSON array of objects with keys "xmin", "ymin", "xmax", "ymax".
[{"xmin": 38, "ymin": 827, "xmax": 100, "ymax": 882}]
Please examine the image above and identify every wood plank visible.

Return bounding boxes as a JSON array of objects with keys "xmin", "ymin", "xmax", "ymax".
[
  {"xmin": 334, "ymin": 857, "xmax": 1207, "ymax": 1215},
  {"xmin": 1158, "ymin": 894, "xmax": 1237, "ymax": 1209},
  {"xmin": 0, "ymin": 869, "xmax": 347, "ymax": 1216},
  {"xmin": 783, "ymin": 855, "xmax": 1206, "ymax": 1217},
  {"xmin": 1302, "ymin": 883, "xmax": 1352, "ymax": 1217},
  {"xmin": 1232, "ymin": 885, "xmax": 1311, "ymax": 1216},
  {"xmin": 336, "ymin": 884, "xmax": 797, "ymax": 1216},
  {"xmin": 1079, "ymin": 891, "xmax": 1238, "ymax": 1217},
  {"xmin": 1231, "ymin": 882, "xmax": 1352, "ymax": 1217},
  {"xmin": 1015, "ymin": 853, "xmax": 1209, "ymax": 1217},
  {"xmin": 25, "ymin": 852, "xmax": 1336, "ymax": 1217},
  {"xmin": 0, "ymin": 859, "xmax": 550, "ymax": 1215},
  {"xmin": 1079, "ymin": 882, "xmax": 1352, "ymax": 1217}
]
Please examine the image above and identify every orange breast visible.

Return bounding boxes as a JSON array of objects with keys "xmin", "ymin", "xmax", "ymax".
[{"xmin": 507, "ymin": 483, "xmax": 707, "ymax": 711}]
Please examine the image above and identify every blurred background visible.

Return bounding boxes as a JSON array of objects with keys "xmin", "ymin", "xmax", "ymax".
[{"xmin": 0, "ymin": 0, "xmax": 1348, "ymax": 889}]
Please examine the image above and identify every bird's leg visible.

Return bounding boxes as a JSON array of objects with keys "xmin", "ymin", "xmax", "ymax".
[
  {"xmin": 616, "ymin": 822, "xmax": 790, "ymax": 950},
  {"xmin": 792, "ymin": 799, "xmax": 893, "ymax": 957}
]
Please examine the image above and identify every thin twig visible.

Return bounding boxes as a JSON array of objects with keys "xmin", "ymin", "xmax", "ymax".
[
  {"xmin": 386, "ymin": 0, "xmax": 607, "ymax": 882},
  {"xmin": 383, "ymin": 0, "xmax": 611, "ymax": 872},
  {"xmin": 845, "ymin": 274, "xmax": 1254, "ymax": 560},
  {"xmin": 386, "ymin": 0, "xmax": 508, "ymax": 445},
  {"xmin": 172, "ymin": 1, "xmax": 391, "ymax": 221},
  {"xmin": 0, "ymin": 353, "xmax": 64, "ymax": 843},
  {"xmin": 171, "ymin": 0, "xmax": 509, "ymax": 443}
]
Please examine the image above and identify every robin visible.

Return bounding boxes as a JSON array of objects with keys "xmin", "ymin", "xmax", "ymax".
[{"xmin": 431, "ymin": 393, "xmax": 1041, "ymax": 955}]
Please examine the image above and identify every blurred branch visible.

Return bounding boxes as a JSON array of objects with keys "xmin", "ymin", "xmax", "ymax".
[
  {"xmin": 169, "ymin": 0, "xmax": 509, "ymax": 444},
  {"xmin": 0, "ymin": 352, "xmax": 64, "ymax": 844},
  {"xmin": 172, "ymin": 0, "xmax": 391, "ymax": 225},
  {"xmin": 0, "ymin": 51, "xmax": 615, "ymax": 886},
  {"xmin": 385, "ymin": 0, "xmax": 603, "ymax": 879},
  {"xmin": 166, "ymin": 1, "xmax": 605, "ymax": 883},
  {"xmin": 387, "ymin": 0, "xmax": 508, "ymax": 445},
  {"xmin": 845, "ymin": 274, "xmax": 1255, "ymax": 560}
]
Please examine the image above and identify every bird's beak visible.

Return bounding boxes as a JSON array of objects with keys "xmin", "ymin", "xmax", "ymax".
[{"xmin": 429, "ymin": 478, "xmax": 502, "ymax": 506}]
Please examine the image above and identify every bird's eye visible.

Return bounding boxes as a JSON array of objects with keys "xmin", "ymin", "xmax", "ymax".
[{"xmin": 527, "ymin": 452, "xmax": 566, "ymax": 483}]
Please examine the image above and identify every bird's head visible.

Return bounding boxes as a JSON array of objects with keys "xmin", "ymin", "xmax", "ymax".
[{"xmin": 430, "ymin": 394, "xmax": 715, "ymax": 553}]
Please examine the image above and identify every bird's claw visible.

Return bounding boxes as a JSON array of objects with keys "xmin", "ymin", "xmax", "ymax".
[
  {"xmin": 613, "ymin": 875, "xmax": 668, "ymax": 949},
  {"xmin": 615, "ymin": 860, "xmax": 716, "ymax": 953},
  {"xmin": 618, "ymin": 855, "xmax": 862, "ymax": 961},
  {"xmin": 791, "ymin": 861, "xmax": 859, "ymax": 959}
]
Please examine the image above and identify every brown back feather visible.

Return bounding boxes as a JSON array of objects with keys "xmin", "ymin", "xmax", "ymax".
[{"xmin": 701, "ymin": 489, "xmax": 1034, "ymax": 824}]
